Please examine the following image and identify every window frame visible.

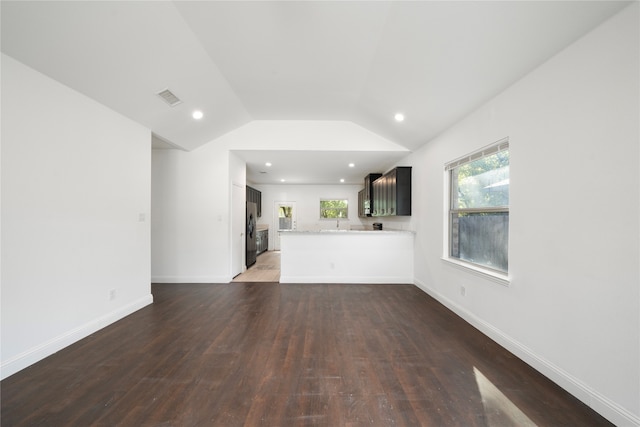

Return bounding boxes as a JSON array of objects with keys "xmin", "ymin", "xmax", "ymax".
[
  {"xmin": 444, "ymin": 139, "xmax": 510, "ymax": 283},
  {"xmin": 319, "ymin": 198, "xmax": 349, "ymax": 219}
]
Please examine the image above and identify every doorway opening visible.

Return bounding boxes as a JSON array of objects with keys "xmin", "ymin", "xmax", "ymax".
[
  {"xmin": 274, "ymin": 201, "xmax": 296, "ymax": 250},
  {"xmin": 232, "ymin": 251, "xmax": 281, "ymax": 282}
]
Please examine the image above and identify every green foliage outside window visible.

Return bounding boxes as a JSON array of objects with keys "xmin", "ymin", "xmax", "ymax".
[
  {"xmin": 450, "ymin": 147, "xmax": 509, "ymax": 273},
  {"xmin": 453, "ymin": 151, "xmax": 509, "ymax": 210},
  {"xmin": 279, "ymin": 206, "xmax": 292, "ymax": 218},
  {"xmin": 320, "ymin": 199, "xmax": 348, "ymax": 219}
]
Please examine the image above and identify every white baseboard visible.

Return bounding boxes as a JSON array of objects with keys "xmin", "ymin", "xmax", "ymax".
[
  {"xmin": 151, "ymin": 275, "xmax": 231, "ymax": 283},
  {"xmin": 412, "ymin": 278, "xmax": 640, "ymax": 427},
  {"xmin": 1, "ymin": 294, "xmax": 153, "ymax": 380},
  {"xmin": 279, "ymin": 275, "xmax": 413, "ymax": 284}
]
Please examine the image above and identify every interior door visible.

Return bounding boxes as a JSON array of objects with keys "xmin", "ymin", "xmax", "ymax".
[
  {"xmin": 274, "ymin": 201, "xmax": 296, "ymax": 250},
  {"xmin": 231, "ymin": 183, "xmax": 244, "ymax": 278}
]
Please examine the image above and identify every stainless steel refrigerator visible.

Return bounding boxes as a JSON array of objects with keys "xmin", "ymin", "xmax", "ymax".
[{"xmin": 246, "ymin": 202, "xmax": 257, "ymax": 267}]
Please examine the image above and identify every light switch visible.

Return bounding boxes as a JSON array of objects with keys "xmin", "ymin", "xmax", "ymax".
[{"xmin": 138, "ymin": 213, "xmax": 146, "ymax": 222}]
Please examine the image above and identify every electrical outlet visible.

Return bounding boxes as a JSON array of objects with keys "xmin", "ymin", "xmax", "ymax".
[
  {"xmin": 109, "ymin": 289, "xmax": 116, "ymax": 301},
  {"xmin": 460, "ymin": 286, "xmax": 466, "ymax": 296}
]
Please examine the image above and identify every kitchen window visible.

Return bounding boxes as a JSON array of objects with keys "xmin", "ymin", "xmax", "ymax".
[
  {"xmin": 320, "ymin": 199, "xmax": 348, "ymax": 219},
  {"xmin": 446, "ymin": 139, "xmax": 509, "ymax": 275}
]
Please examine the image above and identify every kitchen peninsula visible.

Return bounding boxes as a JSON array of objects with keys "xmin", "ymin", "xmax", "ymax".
[{"xmin": 279, "ymin": 230, "xmax": 414, "ymax": 284}]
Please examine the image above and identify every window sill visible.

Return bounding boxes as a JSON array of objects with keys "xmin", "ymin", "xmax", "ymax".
[{"xmin": 441, "ymin": 257, "xmax": 510, "ymax": 286}]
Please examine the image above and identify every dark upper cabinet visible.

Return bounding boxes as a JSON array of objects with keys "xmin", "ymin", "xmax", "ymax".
[
  {"xmin": 246, "ymin": 185, "xmax": 262, "ymax": 217},
  {"xmin": 358, "ymin": 189, "xmax": 365, "ymax": 218},
  {"xmin": 360, "ymin": 173, "xmax": 382, "ymax": 217},
  {"xmin": 371, "ymin": 167, "xmax": 411, "ymax": 217}
]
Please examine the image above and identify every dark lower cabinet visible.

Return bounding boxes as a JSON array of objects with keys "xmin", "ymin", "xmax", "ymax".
[{"xmin": 256, "ymin": 229, "xmax": 268, "ymax": 255}]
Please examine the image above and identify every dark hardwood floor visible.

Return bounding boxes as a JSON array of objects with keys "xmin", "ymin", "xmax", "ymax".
[{"xmin": 2, "ymin": 283, "xmax": 613, "ymax": 426}]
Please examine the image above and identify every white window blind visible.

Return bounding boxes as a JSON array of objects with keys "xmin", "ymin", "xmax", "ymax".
[{"xmin": 445, "ymin": 138, "xmax": 509, "ymax": 171}]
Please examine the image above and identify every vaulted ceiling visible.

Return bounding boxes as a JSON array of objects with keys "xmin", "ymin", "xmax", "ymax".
[{"xmin": 1, "ymin": 1, "xmax": 630, "ymax": 183}]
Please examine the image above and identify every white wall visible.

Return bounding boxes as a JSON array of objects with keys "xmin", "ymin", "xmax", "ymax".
[
  {"xmin": 409, "ymin": 4, "xmax": 639, "ymax": 425},
  {"xmin": 151, "ymin": 121, "xmax": 408, "ymax": 282},
  {"xmin": 256, "ymin": 183, "xmax": 415, "ymax": 252},
  {"xmin": 256, "ymin": 184, "xmax": 364, "ymax": 247},
  {"xmin": 148, "ymin": 6, "xmax": 638, "ymax": 424},
  {"xmin": 1, "ymin": 54, "xmax": 153, "ymax": 379},
  {"xmin": 151, "ymin": 142, "xmax": 232, "ymax": 283},
  {"xmin": 214, "ymin": 120, "xmax": 410, "ymax": 152},
  {"xmin": 256, "ymin": 184, "xmax": 413, "ymax": 244}
]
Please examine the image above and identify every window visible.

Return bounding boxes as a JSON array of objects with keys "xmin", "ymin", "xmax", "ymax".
[
  {"xmin": 447, "ymin": 140, "xmax": 509, "ymax": 274},
  {"xmin": 320, "ymin": 199, "xmax": 348, "ymax": 219}
]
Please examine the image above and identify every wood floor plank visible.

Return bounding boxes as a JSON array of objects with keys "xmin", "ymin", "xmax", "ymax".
[{"xmin": 2, "ymin": 283, "xmax": 614, "ymax": 426}]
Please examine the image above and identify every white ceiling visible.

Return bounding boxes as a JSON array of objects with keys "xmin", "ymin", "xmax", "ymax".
[
  {"xmin": 1, "ymin": 1, "xmax": 630, "ymax": 184},
  {"xmin": 238, "ymin": 150, "xmax": 409, "ymax": 186}
]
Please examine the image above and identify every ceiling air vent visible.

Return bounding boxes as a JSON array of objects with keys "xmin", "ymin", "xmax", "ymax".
[{"xmin": 156, "ymin": 88, "xmax": 182, "ymax": 107}]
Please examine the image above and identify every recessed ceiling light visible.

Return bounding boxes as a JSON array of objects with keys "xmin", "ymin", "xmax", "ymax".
[
  {"xmin": 192, "ymin": 110, "xmax": 204, "ymax": 120},
  {"xmin": 394, "ymin": 113, "xmax": 404, "ymax": 122},
  {"xmin": 280, "ymin": 179, "xmax": 286, "ymax": 182},
  {"xmin": 265, "ymin": 162, "xmax": 272, "ymax": 167},
  {"xmin": 348, "ymin": 163, "xmax": 355, "ymax": 168},
  {"xmin": 340, "ymin": 178, "xmax": 345, "ymax": 183}
]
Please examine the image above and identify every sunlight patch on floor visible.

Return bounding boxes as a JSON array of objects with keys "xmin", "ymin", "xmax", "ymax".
[{"xmin": 474, "ymin": 367, "xmax": 537, "ymax": 427}]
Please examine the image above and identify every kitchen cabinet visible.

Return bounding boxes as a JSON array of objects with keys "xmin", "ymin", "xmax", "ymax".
[
  {"xmin": 256, "ymin": 229, "xmax": 269, "ymax": 256},
  {"xmin": 359, "ymin": 173, "xmax": 382, "ymax": 217},
  {"xmin": 246, "ymin": 185, "xmax": 262, "ymax": 217},
  {"xmin": 279, "ymin": 230, "xmax": 414, "ymax": 283},
  {"xmin": 372, "ymin": 167, "xmax": 411, "ymax": 216}
]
